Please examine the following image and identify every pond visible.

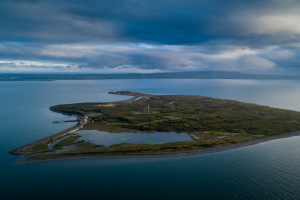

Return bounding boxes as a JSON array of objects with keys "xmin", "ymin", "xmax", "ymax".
[{"xmin": 74, "ymin": 130, "xmax": 193, "ymax": 146}]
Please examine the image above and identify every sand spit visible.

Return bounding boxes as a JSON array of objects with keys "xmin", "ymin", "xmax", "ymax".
[
  {"xmin": 15, "ymin": 130, "xmax": 300, "ymax": 165},
  {"xmin": 10, "ymin": 114, "xmax": 83, "ymax": 155}
]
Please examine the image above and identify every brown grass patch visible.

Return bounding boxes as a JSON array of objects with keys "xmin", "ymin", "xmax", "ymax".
[{"xmin": 95, "ymin": 103, "xmax": 116, "ymax": 107}]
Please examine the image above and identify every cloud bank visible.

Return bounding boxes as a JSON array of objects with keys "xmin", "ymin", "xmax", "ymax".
[{"xmin": 0, "ymin": 0, "xmax": 300, "ymax": 73}]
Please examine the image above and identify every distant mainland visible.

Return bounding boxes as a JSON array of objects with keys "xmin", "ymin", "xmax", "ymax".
[{"xmin": 3, "ymin": 71, "xmax": 300, "ymax": 81}]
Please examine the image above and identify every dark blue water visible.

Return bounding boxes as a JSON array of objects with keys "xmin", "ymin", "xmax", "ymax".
[{"xmin": 2, "ymin": 79, "xmax": 300, "ymax": 199}]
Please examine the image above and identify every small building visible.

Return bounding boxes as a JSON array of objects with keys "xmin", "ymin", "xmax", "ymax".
[{"xmin": 131, "ymin": 111, "xmax": 141, "ymax": 115}]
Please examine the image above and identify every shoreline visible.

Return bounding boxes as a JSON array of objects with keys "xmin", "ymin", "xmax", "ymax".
[
  {"xmin": 9, "ymin": 114, "xmax": 84, "ymax": 155},
  {"xmin": 15, "ymin": 130, "xmax": 300, "ymax": 165}
]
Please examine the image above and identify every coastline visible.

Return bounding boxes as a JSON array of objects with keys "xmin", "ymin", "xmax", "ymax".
[
  {"xmin": 9, "ymin": 114, "xmax": 83, "ymax": 155},
  {"xmin": 15, "ymin": 130, "xmax": 300, "ymax": 165}
]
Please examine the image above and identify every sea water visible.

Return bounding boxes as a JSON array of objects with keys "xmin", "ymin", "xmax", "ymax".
[{"xmin": 2, "ymin": 79, "xmax": 300, "ymax": 199}]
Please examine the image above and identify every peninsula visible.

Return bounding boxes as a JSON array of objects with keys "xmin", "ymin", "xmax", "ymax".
[{"xmin": 11, "ymin": 91, "xmax": 300, "ymax": 163}]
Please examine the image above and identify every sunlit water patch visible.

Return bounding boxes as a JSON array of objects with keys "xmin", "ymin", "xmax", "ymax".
[{"xmin": 75, "ymin": 130, "xmax": 193, "ymax": 146}]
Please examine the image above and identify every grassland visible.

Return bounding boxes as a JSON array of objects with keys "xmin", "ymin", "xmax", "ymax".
[
  {"xmin": 21, "ymin": 135, "xmax": 68, "ymax": 153},
  {"xmin": 21, "ymin": 91, "xmax": 300, "ymax": 160},
  {"xmin": 77, "ymin": 142, "xmax": 102, "ymax": 149},
  {"xmin": 23, "ymin": 142, "xmax": 55, "ymax": 153},
  {"xmin": 53, "ymin": 135, "xmax": 81, "ymax": 149},
  {"xmin": 52, "ymin": 91, "xmax": 300, "ymax": 136},
  {"xmin": 31, "ymin": 134, "xmax": 262, "ymax": 159}
]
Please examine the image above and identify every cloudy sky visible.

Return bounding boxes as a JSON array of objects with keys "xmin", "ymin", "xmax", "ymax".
[{"xmin": 1, "ymin": 0, "xmax": 300, "ymax": 74}]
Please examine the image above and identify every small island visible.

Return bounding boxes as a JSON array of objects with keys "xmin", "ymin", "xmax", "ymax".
[{"xmin": 11, "ymin": 91, "xmax": 300, "ymax": 164}]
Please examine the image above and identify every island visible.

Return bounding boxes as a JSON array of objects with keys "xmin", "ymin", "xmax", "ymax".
[{"xmin": 10, "ymin": 91, "xmax": 300, "ymax": 164}]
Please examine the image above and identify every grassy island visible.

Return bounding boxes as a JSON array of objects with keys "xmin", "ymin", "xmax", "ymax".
[{"xmin": 12, "ymin": 91, "xmax": 300, "ymax": 161}]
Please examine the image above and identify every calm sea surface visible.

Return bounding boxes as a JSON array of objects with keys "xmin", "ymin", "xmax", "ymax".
[{"xmin": 2, "ymin": 79, "xmax": 300, "ymax": 199}]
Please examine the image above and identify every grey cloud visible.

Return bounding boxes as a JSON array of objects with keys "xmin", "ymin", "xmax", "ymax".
[
  {"xmin": 1, "ymin": 0, "xmax": 300, "ymax": 45},
  {"xmin": 1, "ymin": 41, "xmax": 300, "ymax": 73},
  {"xmin": 1, "ymin": 0, "xmax": 300, "ymax": 73},
  {"xmin": 237, "ymin": 55, "xmax": 276, "ymax": 70},
  {"xmin": 87, "ymin": 53, "xmax": 166, "ymax": 69}
]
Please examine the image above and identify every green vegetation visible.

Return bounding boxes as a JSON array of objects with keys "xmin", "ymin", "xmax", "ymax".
[
  {"xmin": 52, "ymin": 92, "xmax": 300, "ymax": 136},
  {"xmin": 23, "ymin": 142, "xmax": 54, "ymax": 153},
  {"xmin": 22, "ymin": 134, "xmax": 80, "ymax": 153},
  {"xmin": 77, "ymin": 141, "xmax": 102, "ymax": 149},
  {"xmin": 83, "ymin": 121, "xmax": 139, "ymax": 133},
  {"xmin": 53, "ymin": 135, "xmax": 81, "ymax": 149},
  {"xmin": 24, "ymin": 91, "xmax": 300, "ymax": 159},
  {"xmin": 31, "ymin": 134, "xmax": 262, "ymax": 159}
]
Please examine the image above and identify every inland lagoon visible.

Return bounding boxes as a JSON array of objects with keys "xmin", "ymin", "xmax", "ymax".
[{"xmin": 76, "ymin": 130, "xmax": 194, "ymax": 146}]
